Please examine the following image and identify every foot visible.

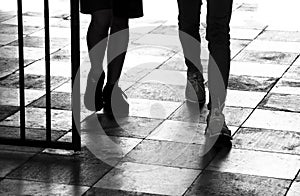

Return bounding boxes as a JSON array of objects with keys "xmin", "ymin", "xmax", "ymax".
[
  {"xmin": 84, "ymin": 72, "xmax": 105, "ymax": 111},
  {"xmin": 103, "ymin": 84, "xmax": 129, "ymax": 117},
  {"xmin": 185, "ymin": 69, "xmax": 206, "ymax": 105},
  {"xmin": 205, "ymin": 108, "xmax": 232, "ymax": 140}
]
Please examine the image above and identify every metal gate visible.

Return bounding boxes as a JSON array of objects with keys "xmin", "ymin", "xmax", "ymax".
[{"xmin": 0, "ymin": 0, "xmax": 81, "ymax": 151}]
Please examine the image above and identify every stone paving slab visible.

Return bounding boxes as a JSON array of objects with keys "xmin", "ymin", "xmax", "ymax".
[
  {"xmin": 93, "ymin": 162, "xmax": 200, "ymax": 196},
  {"xmin": 287, "ymin": 181, "xmax": 300, "ymax": 196},
  {"xmin": 184, "ymin": 170, "xmax": 290, "ymax": 196},
  {"xmin": 0, "ymin": 179, "xmax": 89, "ymax": 196},
  {"xmin": 233, "ymin": 127, "xmax": 300, "ymax": 155}
]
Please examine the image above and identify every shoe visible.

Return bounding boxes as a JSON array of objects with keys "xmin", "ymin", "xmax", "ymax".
[
  {"xmin": 205, "ymin": 108, "xmax": 232, "ymax": 140},
  {"xmin": 84, "ymin": 72, "xmax": 105, "ymax": 111},
  {"xmin": 103, "ymin": 84, "xmax": 129, "ymax": 117},
  {"xmin": 185, "ymin": 69, "xmax": 206, "ymax": 105}
]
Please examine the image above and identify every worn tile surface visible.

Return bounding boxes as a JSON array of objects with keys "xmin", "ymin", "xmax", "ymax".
[
  {"xmin": 185, "ymin": 170, "xmax": 290, "ymax": 196},
  {"xmin": 259, "ymin": 93, "xmax": 300, "ymax": 112},
  {"xmin": 94, "ymin": 162, "xmax": 200, "ymax": 195}
]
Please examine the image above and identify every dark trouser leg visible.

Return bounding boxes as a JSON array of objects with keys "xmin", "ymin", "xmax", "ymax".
[
  {"xmin": 87, "ymin": 9, "xmax": 112, "ymax": 77},
  {"xmin": 177, "ymin": 0, "xmax": 203, "ymax": 73},
  {"xmin": 106, "ymin": 16, "xmax": 129, "ymax": 85},
  {"xmin": 206, "ymin": 0, "xmax": 233, "ymax": 110}
]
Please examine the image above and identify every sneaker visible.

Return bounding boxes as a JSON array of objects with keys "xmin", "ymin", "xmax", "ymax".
[
  {"xmin": 205, "ymin": 108, "xmax": 232, "ymax": 140},
  {"xmin": 84, "ymin": 72, "xmax": 105, "ymax": 111},
  {"xmin": 185, "ymin": 69, "xmax": 206, "ymax": 105},
  {"xmin": 103, "ymin": 84, "xmax": 129, "ymax": 117}
]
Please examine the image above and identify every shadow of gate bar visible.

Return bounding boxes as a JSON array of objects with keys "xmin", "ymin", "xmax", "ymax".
[{"xmin": 0, "ymin": 0, "xmax": 81, "ymax": 151}]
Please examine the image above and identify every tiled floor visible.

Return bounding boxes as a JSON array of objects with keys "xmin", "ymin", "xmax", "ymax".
[{"xmin": 0, "ymin": 0, "xmax": 300, "ymax": 195}]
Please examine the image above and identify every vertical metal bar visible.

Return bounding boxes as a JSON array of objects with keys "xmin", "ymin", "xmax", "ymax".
[
  {"xmin": 44, "ymin": 0, "xmax": 51, "ymax": 143},
  {"xmin": 71, "ymin": 0, "xmax": 81, "ymax": 151},
  {"xmin": 17, "ymin": 0, "xmax": 26, "ymax": 140}
]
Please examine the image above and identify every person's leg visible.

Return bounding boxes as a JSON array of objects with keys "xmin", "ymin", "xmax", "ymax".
[
  {"xmin": 103, "ymin": 16, "xmax": 130, "ymax": 116},
  {"xmin": 177, "ymin": 0, "xmax": 206, "ymax": 104},
  {"xmin": 106, "ymin": 16, "xmax": 129, "ymax": 85},
  {"xmin": 84, "ymin": 9, "xmax": 112, "ymax": 111},
  {"xmin": 205, "ymin": 0, "xmax": 233, "ymax": 139}
]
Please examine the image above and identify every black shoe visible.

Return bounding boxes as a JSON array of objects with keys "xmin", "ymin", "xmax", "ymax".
[
  {"xmin": 185, "ymin": 69, "xmax": 206, "ymax": 105},
  {"xmin": 103, "ymin": 84, "xmax": 129, "ymax": 117},
  {"xmin": 84, "ymin": 72, "xmax": 105, "ymax": 111},
  {"xmin": 205, "ymin": 108, "xmax": 232, "ymax": 140}
]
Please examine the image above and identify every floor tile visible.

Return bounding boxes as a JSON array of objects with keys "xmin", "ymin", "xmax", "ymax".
[
  {"xmin": 0, "ymin": 149, "xmax": 35, "ymax": 178},
  {"xmin": 53, "ymin": 80, "xmax": 72, "ymax": 93},
  {"xmin": 226, "ymin": 90, "xmax": 266, "ymax": 108},
  {"xmin": 282, "ymin": 64, "xmax": 300, "ymax": 82},
  {"xmin": 233, "ymin": 50, "xmax": 298, "ymax": 65},
  {"xmin": 230, "ymin": 61, "xmax": 289, "ymax": 78},
  {"xmin": 29, "ymin": 27, "xmax": 73, "ymax": 39},
  {"xmin": 30, "ymin": 91, "xmax": 71, "ymax": 110},
  {"xmin": 0, "ymin": 179, "xmax": 89, "ymax": 196},
  {"xmin": 185, "ymin": 170, "xmax": 290, "ymax": 196},
  {"xmin": 257, "ymin": 30, "xmax": 300, "ymax": 42},
  {"xmin": 0, "ymin": 105, "xmax": 19, "ymax": 121},
  {"xmin": 7, "ymin": 147, "xmax": 112, "ymax": 186},
  {"xmin": 0, "ymin": 24, "xmax": 42, "ymax": 35},
  {"xmin": 84, "ymin": 187, "xmax": 165, "ymax": 196},
  {"xmin": 228, "ymin": 75, "xmax": 277, "ymax": 92},
  {"xmin": 243, "ymin": 109, "xmax": 300, "ymax": 132},
  {"xmin": 147, "ymin": 120, "xmax": 238, "ymax": 145},
  {"xmin": 2, "ymin": 16, "xmax": 69, "ymax": 28},
  {"xmin": 246, "ymin": 40, "xmax": 300, "ymax": 53},
  {"xmin": 0, "ymin": 87, "xmax": 45, "ymax": 106},
  {"xmin": 24, "ymin": 60, "xmax": 71, "ymax": 77},
  {"xmin": 271, "ymin": 79, "xmax": 300, "ymax": 95},
  {"xmin": 0, "ymin": 126, "xmax": 65, "ymax": 141},
  {"xmin": 0, "ymin": 144, "xmax": 42, "ymax": 153},
  {"xmin": 94, "ymin": 162, "xmax": 200, "ymax": 196},
  {"xmin": 0, "ymin": 33, "xmax": 17, "ymax": 45},
  {"xmin": 124, "ymin": 139, "xmax": 216, "ymax": 169},
  {"xmin": 0, "ymin": 46, "xmax": 47, "ymax": 60},
  {"xmin": 170, "ymin": 103, "xmax": 253, "ymax": 127},
  {"xmin": 80, "ymin": 129, "xmax": 142, "ymax": 166},
  {"xmin": 133, "ymin": 34, "xmax": 182, "ymax": 51},
  {"xmin": 128, "ymin": 98, "xmax": 182, "ymax": 119},
  {"xmin": 120, "ymin": 68, "xmax": 153, "ymax": 83},
  {"xmin": 233, "ymin": 127, "xmax": 300, "ymax": 155},
  {"xmin": 0, "ymin": 58, "xmax": 33, "ymax": 79},
  {"xmin": 0, "ymin": 73, "xmax": 69, "ymax": 90},
  {"xmin": 230, "ymin": 28, "xmax": 262, "ymax": 40},
  {"xmin": 207, "ymin": 148, "xmax": 300, "ymax": 179},
  {"xmin": 0, "ymin": 11, "xmax": 15, "ymax": 23},
  {"xmin": 0, "ymin": 107, "xmax": 72, "ymax": 131},
  {"xmin": 83, "ymin": 115, "xmax": 163, "ymax": 139},
  {"xmin": 151, "ymin": 25, "xmax": 178, "ymax": 35},
  {"xmin": 140, "ymin": 69, "xmax": 187, "ymax": 86},
  {"xmin": 259, "ymin": 93, "xmax": 300, "ymax": 112},
  {"xmin": 287, "ymin": 181, "xmax": 300, "ymax": 196},
  {"xmin": 125, "ymin": 82, "xmax": 185, "ymax": 102},
  {"xmin": 8, "ymin": 36, "xmax": 69, "ymax": 50},
  {"xmin": 230, "ymin": 40, "xmax": 250, "ymax": 57}
]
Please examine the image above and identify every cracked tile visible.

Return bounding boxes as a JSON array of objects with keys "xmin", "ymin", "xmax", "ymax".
[
  {"xmin": 207, "ymin": 148, "xmax": 300, "ymax": 179},
  {"xmin": 243, "ymin": 109, "xmax": 300, "ymax": 132},
  {"xmin": 233, "ymin": 128, "xmax": 300, "ymax": 155},
  {"xmin": 185, "ymin": 170, "xmax": 290, "ymax": 196},
  {"xmin": 94, "ymin": 162, "xmax": 200, "ymax": 195}
]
